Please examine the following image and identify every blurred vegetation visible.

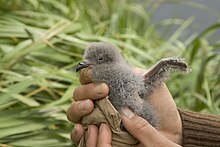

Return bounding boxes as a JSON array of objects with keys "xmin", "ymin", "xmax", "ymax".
[{"xmin": 0, "ymin": 0, "xmax": 219, "ymax": 146}]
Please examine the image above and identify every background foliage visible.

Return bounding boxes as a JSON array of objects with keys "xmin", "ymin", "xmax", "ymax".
[{"xmin": 0, "ymin": 0, "xmax": 219, "ymax": 146}]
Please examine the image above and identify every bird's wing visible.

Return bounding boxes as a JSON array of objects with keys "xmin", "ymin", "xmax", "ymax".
[{"xmin": 142, "ymin": 58, "xmax": 190, "ymax": 95}]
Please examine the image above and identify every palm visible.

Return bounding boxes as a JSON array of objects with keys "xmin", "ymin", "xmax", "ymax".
[{"xmin": 135, "ymin": 68, "xmax": 182, "ymax": 144}]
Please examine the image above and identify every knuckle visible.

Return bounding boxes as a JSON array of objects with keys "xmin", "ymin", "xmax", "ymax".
[
  {"xmin": 66, "ymin": 102, "xmax": 81, "ymax": 123},
  {"xmin": 70, "ymin": 124, "xmax": 84, "ymax": 145},
  {"xmin": 73, "ymin": 82, "xmax": 108, "ymax": 101},
  {"xmin": 66, "ymin": 105, "xmax": 74, "ymax": 121},
  {"xmin": 73, "ymin": 85, "xmax": 87, "ymax": 101},
  {"xmin": 133, "ymin": 117, "xmax": 150, "ymax": 133},
  {"xmin": 66, "ymin": 105, "xmax": 76, "ymax": 122},
  {"xmin": 72, "ymin": 87, "xmax": 80, "ymax": 101},
  {"xmin": 79, "ymin": 68, "xmax": 92, "ymax": 84},
  {"xmin": 70, "ymin": 129, "xmax": 77, "ymax": 143}
]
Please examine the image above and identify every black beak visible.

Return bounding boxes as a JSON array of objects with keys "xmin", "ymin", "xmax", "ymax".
[{"xmin": 76, "ymin": 61, "xmax": 90, "ymax": 72}]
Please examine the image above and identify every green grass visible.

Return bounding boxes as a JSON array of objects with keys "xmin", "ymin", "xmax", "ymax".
[{"xmin": 0, "ymin": 0, "xmax": 219, "ymax": 146}]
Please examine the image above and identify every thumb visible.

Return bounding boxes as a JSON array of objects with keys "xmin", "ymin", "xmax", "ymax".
[
  {"xmin": 121, "ymin": 108, "xmax": 157, "ymax": 145},
  {"xmin": 121, "ymin": 108, "xmax": 180, "ymax": 147}
]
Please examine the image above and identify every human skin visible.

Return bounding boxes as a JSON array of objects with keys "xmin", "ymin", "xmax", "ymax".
[{"xmin": 66, "ymin": 67, "xmax": 183, "ymax": 146}]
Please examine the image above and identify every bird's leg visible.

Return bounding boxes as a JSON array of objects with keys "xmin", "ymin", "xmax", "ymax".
[{"xmin": 143, "ymin": 58, "xmax": 190, "ymax": 95}]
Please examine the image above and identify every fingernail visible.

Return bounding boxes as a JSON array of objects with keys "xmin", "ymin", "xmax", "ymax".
[
  {"xmin": 78, "ymin": 99, "xmax": 90, "ymax": 110},
  {"xmin": 122, "ymin": 108, "xmax": 135, "ymax": 119},
  {"xmin": 99, "ymin": 123, "xmax": 105, "ymax": 133},
  {"xmin": 95, "ymin": 83, "xmax": 107, "ymax": 94}
]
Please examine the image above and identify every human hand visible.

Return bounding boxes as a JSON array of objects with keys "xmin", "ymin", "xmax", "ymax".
[
  {"xmin": 66, "ymin": 67, "xmax": 182, "ymax": 145},
  {"xmin": 139, "ymin": 68, "xmax": 183, "ymax": 145},
  {"xmin": 67, "ymin": 67, "xmax": 110, "ymax": 145},
  {"xmin": 121, "ymin": 107, "xmax": 181, "ymax": 147},
  {"xmin": 76, "ymin": 108, "xmax": 181, "ymax": 147}
]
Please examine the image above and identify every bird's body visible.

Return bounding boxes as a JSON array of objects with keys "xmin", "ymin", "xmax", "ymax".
[
  {"xmin": 92, "ymin": 63, "xmax": 159, "ymax": 127},
  {"xmin": 92, "ymin": 63, "xmax": 142, "ymax": 111},
  {"xmin": 76, "ymin": 42, "xmax": 190, "ymax": 128}
]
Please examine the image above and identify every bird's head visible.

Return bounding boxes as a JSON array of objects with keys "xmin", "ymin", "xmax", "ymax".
[{"xmin": 76, "ymin": 42, "xmax": 124, "ymax": 72}]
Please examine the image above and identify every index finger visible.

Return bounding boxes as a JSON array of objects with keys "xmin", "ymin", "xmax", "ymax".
[
  {"xmin": 73, "ymin": 83, "xmax": 109, "ymax": 101},
  {"xmin": 79, "ymin": 67, "xmax": 92, "ymax": 84}
]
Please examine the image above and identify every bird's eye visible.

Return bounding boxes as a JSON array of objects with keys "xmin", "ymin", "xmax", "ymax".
[{"xmin": 98, "ymin": 57, "xmax": 104, "ymax": 61}]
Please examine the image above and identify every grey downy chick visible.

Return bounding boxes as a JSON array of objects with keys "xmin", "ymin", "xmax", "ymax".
[{"xmin": 76, "ymin": 42, "xmax": 190, "ymax": 128}]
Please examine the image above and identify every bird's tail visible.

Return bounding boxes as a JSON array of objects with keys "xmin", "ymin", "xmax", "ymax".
[{"xmin": 143, "ymin": 57, "xmax": 191, "ymax": 94}]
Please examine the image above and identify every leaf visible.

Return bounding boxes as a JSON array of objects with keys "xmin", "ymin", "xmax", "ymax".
[{"xmin": 0, "ymin": 74, "xmax": 47, "ymax": 106}]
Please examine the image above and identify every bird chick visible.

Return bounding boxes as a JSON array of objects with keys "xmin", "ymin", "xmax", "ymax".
[{"xmin": 76, "ymin": 42, "xmax": 190, "ymax": 128}]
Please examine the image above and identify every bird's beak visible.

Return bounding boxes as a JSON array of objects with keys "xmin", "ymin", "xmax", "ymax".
[{"xmin": 76, "ymin": 61, "xmax": 90, "ymax": 72}]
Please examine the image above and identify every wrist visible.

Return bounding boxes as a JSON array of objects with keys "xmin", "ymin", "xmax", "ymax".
[
  {"xmin": 176, "ymin": 109, "xmax": 183, "ymax": 145},
  {"xmin": 160, "ymin": 109, "xmax": 183, "ymax": 145}
]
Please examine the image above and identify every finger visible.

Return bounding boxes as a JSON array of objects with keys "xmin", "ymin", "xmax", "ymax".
[
  {"xmin": 97, "ymin": 123, "xmax": 112, "ymax": 147},
  {"xmin": 70, "ymin": 124, "xmax": 85, "ymax": 145},
  {"xmin": 121, "ymin": 108, "xmax": 166, "ymax": 146},
  {"xmin": 85, "ymin": 125, "xmax": 99, "ymax": 147},
  {"xmin": 67, "ymin": 99, "xmax": 94, "ymax": 123},
  {"xmin": 73, "ymin": 83, "xmax": 109, "ymax": 101},
  {"xmin": 79, "ymin": 67, "xmax": 92, "ymax": 84}
]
